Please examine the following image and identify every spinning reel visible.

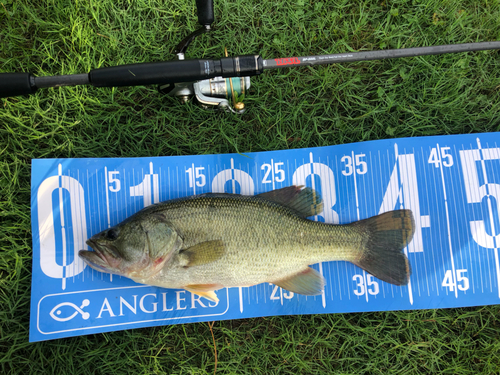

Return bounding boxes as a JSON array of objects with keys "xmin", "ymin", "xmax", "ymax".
[{"xmin": 158, "ymin": 0, "xmax": 250, "ymax": 114}]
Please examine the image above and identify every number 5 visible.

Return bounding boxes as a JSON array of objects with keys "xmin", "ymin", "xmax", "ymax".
[
  {"xmin": 195, "ymin": 167, "xmax": 206, "ymax": 187},
  {"xmin": 108, "ymin": 171, "xmax": 121, "ymax": 192},
  {"xmin": 274, "ymin": 162, "xmax": 285, "ymax": 182},
  {"xmin": 456, "ymin": 269, "xmax": 469, "ymax": 291},
  {"xmin": 355, "ymin": 154, "xmax": 367, "ymax": 175},
  {"xmin": 440, "ymin": 147, "xmax": 453, "ymax": 167}
]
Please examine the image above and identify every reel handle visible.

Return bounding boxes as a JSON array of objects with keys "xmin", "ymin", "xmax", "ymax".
[
  {"xmin": 0, "ymin": 73, "xmax": 37, "ymax": 98},
  {"xmin": 195, "ymin": 0, "xmax": 214, "ymax": 27}
]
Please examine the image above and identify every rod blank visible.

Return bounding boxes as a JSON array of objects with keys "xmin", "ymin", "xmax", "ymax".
[{"xmin": 263, "ymin": 42, "xmax": 500, "ymax": 69}]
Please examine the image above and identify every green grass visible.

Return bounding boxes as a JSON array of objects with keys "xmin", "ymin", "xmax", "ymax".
[{"xmin": 1, "ymin": 0, "xmax": 500, "ymax": 373}]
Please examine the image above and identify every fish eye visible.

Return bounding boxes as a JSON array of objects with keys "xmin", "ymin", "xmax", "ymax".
[{"xmin": 106, "ymin": 229, "xmax": 119, "ymax": 241}]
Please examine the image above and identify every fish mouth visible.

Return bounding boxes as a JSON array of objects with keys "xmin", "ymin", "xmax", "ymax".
[
  {"xmin": 79, "ymin": 239, "xmax": 120, "ymax": 272},
  {"xmin": 79, "ymin": 249, "xmax": 111, "ymax": 272}
]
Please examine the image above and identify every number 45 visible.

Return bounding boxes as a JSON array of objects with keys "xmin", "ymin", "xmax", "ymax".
[
  {"xmin": 428, "ymin": 146, "xmax": 453, "ymax": 168},
  {"xmin": 442, "ymin": 269, "xmax": 469, "ymax": 292}
]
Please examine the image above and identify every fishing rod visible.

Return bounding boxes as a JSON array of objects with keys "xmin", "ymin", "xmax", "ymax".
[{"xmin": 1, "ymin": 0, "xmax": 499, "ymax": 114}]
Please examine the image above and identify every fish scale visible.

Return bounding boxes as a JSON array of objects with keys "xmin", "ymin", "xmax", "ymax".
[{"xmin": 153, "ymin": 195, "xmax": 353, "ymax": 287}]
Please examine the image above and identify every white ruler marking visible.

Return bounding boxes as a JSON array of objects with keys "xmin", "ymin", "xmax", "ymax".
[
  {"xmin": 326, "ymin": 155, "xmax": 335, "ymax": 300},
  {"xmin": 95, "ymin": 168, "xmax": 103, "ymax": 280},
  {"xmin": 420, "ymin": 147, "xmax": 433, "ymax": 295},
  {"xmin": 386, "ymin": 149, "xmax": 395, "ymax": 299},
  {"xmin": 400, "ymin": 148, "xmax": 416, "ymax": 303},
  {"xmin": 394, "ymin": 144, "xmax": 413, "ymax": 303},
  {"xmin": 104, "ymin": 167, "xmax": 110, "ymax": 229},
  {"xmin": 334, "ymin": 154, "xmax": 343, "ymax": 300},
  {"xmin": 309, "ymin": 152, "xmax": 326, "ymax": 308},
  {"xmin": 191, "ymin": 163, "xmax": 196, "ymax": 195},
  {"xmin": 376, "ymin": 150, "xmax": 387, "ymax": 299},
  {"xmin": 350, "ymin": 150, "xmax": 368, "ymax": 303},
  {"xmin": 271, "ymin": 158, "xmax": 275, "ymax": 191},
  {"xmin": 58, "ymin": 164, "xmax": 67, "ymax": 290},
  {"xmin": 436, "ymin": 143, "xmax": 458, "ymax": 298},
  {"xmin": 449, "ymin": 145, "xmax": 467, "ymax": 294},
  {"xmin": 431, "ymin": 147, "xmax": 448, "ymax": 295},
  {"xmin": 462, "ymin": 145, "xmax": 481, "ymax": 293},
  {"xmin": 86, "ymin": 169, "xmax": 92, "ymax": 281}
]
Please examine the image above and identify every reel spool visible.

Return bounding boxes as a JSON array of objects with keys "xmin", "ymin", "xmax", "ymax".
[
  {"xmin": 158, "ymin": 72, "xmax": 250, "ymax": 114},
  {"xmin": 157, "ymin": 0, "xmax": 249, "ymax": 114}
]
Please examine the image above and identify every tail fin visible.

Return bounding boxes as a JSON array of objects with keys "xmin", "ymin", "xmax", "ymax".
[{"xmin": 351, "ymin": 209, "xmax": 415, "ymax": 285}]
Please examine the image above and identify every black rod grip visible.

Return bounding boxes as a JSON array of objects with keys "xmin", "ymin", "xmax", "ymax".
[
  {"xmin": 195, "ymin": 0, "xmax": 214, "ymax": 26},
  {"xmin": 89, "ymin": 59, "xmax": 220, "ymax": 87},
  {"xmin": 0, "ymin": 73, "xmax": 37, "ymax": 98}
]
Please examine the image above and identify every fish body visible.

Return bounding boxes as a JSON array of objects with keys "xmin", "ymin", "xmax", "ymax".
[{"xmin": 79, "ymin": 186, "xmax": 415, "ymax": 302}]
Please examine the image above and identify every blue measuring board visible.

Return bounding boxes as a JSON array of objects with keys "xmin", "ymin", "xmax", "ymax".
[{"xmin": 30, "ymin": 133, "xmax": 500, "ymax": 342}]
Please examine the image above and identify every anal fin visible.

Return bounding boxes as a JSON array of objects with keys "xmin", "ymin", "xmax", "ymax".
[
  {"xmin": 273, "ymin": 267, "xmax": 325, "ymax": 295},
  {"xmin": 184, "ymin": 284, "xmax": 221, "ymax": 303}
]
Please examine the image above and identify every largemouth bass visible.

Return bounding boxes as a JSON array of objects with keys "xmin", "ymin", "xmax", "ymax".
[{"xmin": 79, "ymin": 186, "xmax": 415, "ymax": 302}]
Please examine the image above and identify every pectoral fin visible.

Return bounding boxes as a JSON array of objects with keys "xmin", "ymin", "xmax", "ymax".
[
  {"xmin": 184, "ymin": 284, "xmax": 221, "ymax": 303},
  {"xmin": 178, "ymin": 240, "xmax": 225, "ymax": 267},
  {"xmin": 273, "ymin": 267, "xmax": 325, "ymax": 295}
]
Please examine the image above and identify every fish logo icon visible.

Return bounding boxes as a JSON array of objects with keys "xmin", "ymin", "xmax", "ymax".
[{"xmin": 49, "ymin": 299, "xmax": 90, "ymax": 322}]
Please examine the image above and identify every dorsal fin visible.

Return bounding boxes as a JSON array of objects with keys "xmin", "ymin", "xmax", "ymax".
[{"xmin": 257, "ymin": 186, "xmax": 323, "ymax": 218}]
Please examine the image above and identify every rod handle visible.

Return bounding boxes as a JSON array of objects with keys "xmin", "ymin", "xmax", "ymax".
[
  {"xmin": 89, "ymin": 59, "xmax": 218, "ymax": 87},
  {"xmin": 0, "ymin": 73, "xmax": 37, "ymax": 98}
]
